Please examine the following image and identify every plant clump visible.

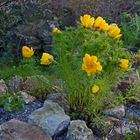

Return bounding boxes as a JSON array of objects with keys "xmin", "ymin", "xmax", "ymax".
[{"xmin": 52, "ymin": 14, "xmax": 134, "ymax": 124}]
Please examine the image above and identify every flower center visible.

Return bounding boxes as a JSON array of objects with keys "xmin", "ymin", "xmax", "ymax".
[{"xmin": 87, "ymin": 62, "xmax": 94, "ymax": 68}]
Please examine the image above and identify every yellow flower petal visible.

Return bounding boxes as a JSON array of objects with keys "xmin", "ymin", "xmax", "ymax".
[
  {"xmin": 22, "ymin": 46, "xmax": 34, "ymax": 58},
  {"xmin": 80, "ymin": 14, "xmax": 95, "ymax": 28},
  {"xmin": 52, "ymin": 27, "xmax": 61, "ymax": 33},
  {"xmin": 99, "ymin": 20, "xmax": 110, "ymax": 31},
  {"xmin": 114, "ymin": 34, "xmax": 122, "ymax": 39},
  {"xmin": 91, "ymin": 56, "xmax": 97, "ymax": 62},
  {"xmin": 40, "ymin": 53, "xmax": 54, "ymax": 65},
  {"xmin": 84, "ymin": 15, "xmax": 91, "ymax": 28},
  {"xmin": 80, "ymin": 16, "xmax": 84, "ymax": 25},
  {"xmin": 92, "ymin": 85, "xmax": 99, "ymax": 94},
  {"xmin": 119, "ymin": 59, "xmax": 129, "ymax": 69},
  {"xmin": 94, "ymin": 16, "xmax": 104, "ymax": 28},
  {"xmin": 82, "ymin": 53, "xmax": 102, "ymax": 76},
  {"xmin": 96, "ymin": 62, "xmax": 102, "ymax": 71},
  {"xmin": 89, "ymin": 17, "xmax": 95, "ymax": 27},
  {"xmin": 108, "ymin": 24, "xmax": 121, "ymax": 39}
]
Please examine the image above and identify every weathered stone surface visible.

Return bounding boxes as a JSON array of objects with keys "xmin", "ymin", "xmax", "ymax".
[
  {"xmin": 46, "ymin": 93, "xmax": 70, "ymax": 112},
  {"xmin": 0, "ymin": 79, "xmax": 7, "ymax": 94},
  {"xmin": 0, "ymin": 1, "xmax": 59, "ymax": 58},
  {"xmin": 61, "ymin": 6, "xmax": 76, "ymax": 27},
  {"xmin": 16, "ymin": 18, "xmax": 52, "ymax": 53},
  {"xmin": 104, "ymin": 105, "xmax": 125, "ymax": 119},
  {"xmin": 66, "ymin": 120, "xmax": 94, "ymax": 140},
  {"xmin": 21, "ymin": 91, "xmax": 36, "ymax": 104},
  {"xmin": 8, "ymin": 76, "xmax": 23, "ymax": 92},
  {"xmin": 125, "ymin": 107, "xmax": 140, "ymax": 123},
  {"xmin": 0, "ymin": 119, "xmax": 52, "ymax": 140},
  {"xmin": 107, "ymin": 119, "xmax": 140, "ymax": 139},
  {"xmin": 91, "ymin": 114, "xmax": 140, "ymax": 139},
  {"xmin": 115, "ymin": 121, "xmax": 139, "ymax": 134},
  {"xmin": 28, "ymin": 100, "xmax": 70, "ymax": 136}
]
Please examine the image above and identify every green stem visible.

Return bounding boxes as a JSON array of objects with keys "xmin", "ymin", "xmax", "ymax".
[{"xmin": 93, "ymin": 111, "xmax": 106, "ymax": 124}]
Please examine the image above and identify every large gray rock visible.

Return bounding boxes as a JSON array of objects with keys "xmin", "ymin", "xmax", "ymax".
[
  {"xmin": 0, "ymin": 119, "xmax": 52, "ymax": 140},
  {"xmin": 46, "ymin": 93, "xmax": 70, "ymax": 112},
  {"xmin": 28, "ymin": 100, "xmax": 70, "ymax": 136},
  {"xmin": 67, "ymin": 120, "xmax": 94, "ymax": 140},
  {"xmin": 0, "ymin": 79, "xmax": 7, "ymax": 94},
  {"xmin": 104, "ymin": 105, "xmax": 125, "ymax": 119}
]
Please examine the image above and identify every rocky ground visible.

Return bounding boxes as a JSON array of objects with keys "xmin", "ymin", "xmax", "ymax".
[
  {"xmin": 0, "ymin": 73, "xmax": 140, "ymax": 140},
  {"xmin": 0, "ymin": 96, "xmax": 140, "ymax": 140},
  {"xmin": 0, "ymin": 1, "xmax": 140, "ymax": 140},
  {"xmin": 0, "ymin": 100, "xmax": 43, "ymax": 125}
]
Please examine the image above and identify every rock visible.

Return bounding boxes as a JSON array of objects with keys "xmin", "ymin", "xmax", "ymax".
[
  {"xmin": 21, "ymin": 92, "xmax": 36, "ymax": 104},
  {"xmin": 115, "ymin": 120, "xmax": 139, "ymax": 134},
  {"xmin": 8, "ymin": 76, "xmax": 23, "ymax": 93},
  {"xmin": 125, "ymin": 107, "xmax": 140, "ymax": 123},
  {"xmin": 94, "ymin": 136, "xmax": 106, "ymax": 140},
  {"xmin": 104, "ymin": 105, "xmax": 125, "ymax": 119},
  {"xmin": 28, "ymin": 100, "xmax": 70, "ymax": 137},
  {"xmin": 66, "ymin": 120, "xmax": 94, "ymax": 140},
  {"xmin": 0, "ymin": 79, "xmax": 7, "ymax": 94},
  {"xmin": 90, "ymin": 114, "xmax": 140, "ymax": 139},
  {"xmin": 16, "ymin": 18, "xmax": 52, "ymax": 53},
  {"xmin": 107, "ymin": 119, "xmax": 140, "ymax": 139},
  {"xmin": 0, "ymin": 119, "xmax": 52, "ymax": 140},
  {"xmin": 46, "ymin": 93, "xmax": 70, "ymax": 112},
  {"xmin": 54, "ymin": 132, "xmax": 67, "ymax": 140},
  {"xmin": 0, "ymin": 1, "xmax": 58, "ymax": 56},
  {"xmin": 61, "ymin": 7, "xmax": 76, "ymax": 27},
  {"xmin": 107, "ymin": 117, "xmax": 122, "ymax": 126}
]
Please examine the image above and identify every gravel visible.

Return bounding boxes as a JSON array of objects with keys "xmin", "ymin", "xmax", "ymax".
[
  {"xmin": 0, "ymin": 100, "xmax": 43, "ymax": 125},
  {"xmin": 0, "ymin": 100, "xmax": 67, "ymax": 140}
]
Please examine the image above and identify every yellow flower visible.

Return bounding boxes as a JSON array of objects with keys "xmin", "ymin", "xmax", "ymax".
[
  {"xmin": 94, "ymin": 16, "xmax": 104, "ymax": 28},
  {"xmin": 52, "ymin": 27, "xmax": 61, "ymax": 33},
  {"xmin": 82, "ymin": 53, "xmax": 102, "ymax": 76},
  {"xmin": 80, "ymin": 14, "xmax": 95, "ymax": 28},
  {"xmin": 40, "ymin": 52, "xmax": 54, "ymax": 65},
  {"xmin": 119, "ymin": 59, "xmax": 129, "ymax": 69},
  {"xmin": 92, "ymin": 85, "xmax": 99, "ymax": 94},
  {"xmin": 22, "ymin": 46, "xmax": 34, "ymax": 58},
  {"xmin": 99, "ymin": 20, "xmax": 110, "ymax": 31},
  {"xmin": 108, "ymin": 24, "xmax": 122, "ymax": 39},
  {"xmin": 94, "ymin": 16, "xmax": 109, "ymax": 31}
]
